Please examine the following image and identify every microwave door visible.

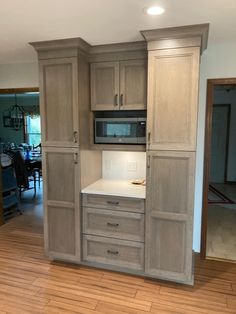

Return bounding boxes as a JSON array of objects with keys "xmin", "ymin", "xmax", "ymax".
[{"xmin": 95, "ymin": 120, "xmax": 138, "ymax": 144}]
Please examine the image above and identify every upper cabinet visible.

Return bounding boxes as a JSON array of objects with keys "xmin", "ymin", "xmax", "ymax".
[
  {"xmin": 146, "ymin": 47, "xmax": 200, "ymax": 151},
  {"xmin": 91, "ymin": 62, "xmax": 120, "ymax": 111},
  {"xmin": 91, "ymin": 59, "xmax": 147, "ymax": 111},
  {"xmin": 39, "ymin": 57, "xmax": 79, "ymax": 147}
]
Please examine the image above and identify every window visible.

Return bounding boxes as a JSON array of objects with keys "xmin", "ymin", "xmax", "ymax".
[{"xmin": 25, "ymin": 115, "xmax": 41, "ymax": 147}]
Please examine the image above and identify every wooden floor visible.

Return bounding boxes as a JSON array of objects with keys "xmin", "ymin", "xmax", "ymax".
[{"xmin": 0, "ymin": 208, "xmax": 236, "ymax": 313}]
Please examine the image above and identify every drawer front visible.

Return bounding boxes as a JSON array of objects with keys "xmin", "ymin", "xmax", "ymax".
[
  {"xmin": 82, "ymin": 194, "xmax": 145, "ymax": 213},
  {"xmin": 83, "ymin": 207, "xmax": 144, "ymax": 242},
  {"xmin": 83, "ymin": 235, "xmax": 144, "ymax": 271}
]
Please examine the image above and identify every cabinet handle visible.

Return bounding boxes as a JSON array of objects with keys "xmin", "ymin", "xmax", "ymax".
[
  {"xmin": 107, "ymin": 201, "xmax": 119, "ymax": 205},
  {"xmin": 73, "ymin": 131, "xmax": 78, "ymax": 143},
  {"xmin": 107, "ymin": 249, "xmax": 119, "ymax": 255},
  {"xmin": 107, "ymin": 222, "xmax": 119, "ymax": 227},
  {"xmin": 148, "ymin": 131, "xmax": 151, "ymax": 145},
  {"xmin": 120, "ymin": 94, "xmax": 124, "ymax": 107},
  {"xmin": 74, "ymin": 153, "xmax": 78, "ymax": 164},
  {"xmin": 114, "ymin": 94, "xmax": 118, "ymax": 106},
  {"xmin": 147, "ymin": 155, "xmax": 150, "ymax": 169}
]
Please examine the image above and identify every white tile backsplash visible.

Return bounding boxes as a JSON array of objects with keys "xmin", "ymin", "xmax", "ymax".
[{"xmin": 102, "ymin": 151, "xmax": 146, "ymax": 180}]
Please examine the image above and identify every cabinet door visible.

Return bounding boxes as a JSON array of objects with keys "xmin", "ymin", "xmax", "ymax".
[
  {"xmin": 145, "ymin": 151, "xmax": 195, "ymax": 284},
  {"xmin": 43, "ymin": 147, "xmax": 80, "ymax": 261},
  {"xmin": 91, "ymin": 62, "xmax": 119, "ymax": 111},
  {"xmin": 147, "ymin": 47, "xmax": 200, "ymax": 151},
  {"xmin": 39, "ymin": 58, "xmax": 79, "ymax": 147},
  {"xmin": 120, "ymin": 59, "xmax": 147, "ymax": 110}
]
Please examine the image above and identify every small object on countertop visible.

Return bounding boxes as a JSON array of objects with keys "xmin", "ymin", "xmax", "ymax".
[{"xmin": 131, "ymin": 179, "xmax": 146, "ymax": 186}]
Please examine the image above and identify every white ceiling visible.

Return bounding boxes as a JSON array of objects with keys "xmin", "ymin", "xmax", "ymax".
[{"xmin": 0, "ymin": 0, "xmax": 235, "ymax": 64}]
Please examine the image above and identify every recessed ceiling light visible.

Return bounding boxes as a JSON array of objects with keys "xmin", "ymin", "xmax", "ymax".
[{"xmin": 146, "ymin": 6, "xmax": 165, "ymax": 15}]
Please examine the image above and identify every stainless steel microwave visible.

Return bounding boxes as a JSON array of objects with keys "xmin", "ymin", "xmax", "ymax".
[{"xmin": 94, "ymin": 117, "xmax": 146, "ymax": 144}]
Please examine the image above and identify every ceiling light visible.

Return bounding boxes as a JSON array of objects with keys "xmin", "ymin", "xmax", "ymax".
[{"xmin": 146, "ymin": 6, "xmax": 165, "ymax": 15}]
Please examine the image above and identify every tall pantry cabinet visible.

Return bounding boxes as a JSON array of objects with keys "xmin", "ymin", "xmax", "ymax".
[
  {"xmin": 142, "ymin": 24, "xmax": 209, "ymax": 284},
  {"xmin": 30, "ymin": 39, "xmax": 102, "ymax": 262}
]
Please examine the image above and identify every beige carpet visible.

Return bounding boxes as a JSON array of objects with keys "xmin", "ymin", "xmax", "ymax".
[{"xmin": 207, "ymin": 204, "xmax": 236, "ymax": 261}]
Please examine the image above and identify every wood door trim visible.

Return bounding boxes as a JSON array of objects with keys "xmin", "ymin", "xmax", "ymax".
[
  {"xmin": 200, "ymin": 78, "xmax": 236, "ymax": 259},
  {"xmin": 0, "ymin": 87, "xmax": 39, "ymax": 94}
]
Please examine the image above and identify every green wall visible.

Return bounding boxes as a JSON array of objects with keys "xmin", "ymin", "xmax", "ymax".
[{"xmin": 0, "ymin": 94, "xmax": 39, "ymax": 145}]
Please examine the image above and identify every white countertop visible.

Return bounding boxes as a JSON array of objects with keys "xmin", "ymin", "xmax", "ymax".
[{"xmin": 81, "ymin": 179, "xmax": 146, "ymax": 199}]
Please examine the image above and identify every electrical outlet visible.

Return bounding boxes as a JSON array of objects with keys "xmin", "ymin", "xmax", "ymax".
[{"xmin": 127, "ymin": 161, "xmax": 137, "ymax": 171}]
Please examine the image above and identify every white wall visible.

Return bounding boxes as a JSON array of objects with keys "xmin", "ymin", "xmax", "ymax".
[
  {"xmin": 194, "ymin": 41, "xmax": 236, "ymax": 252},
  {"xmin": 1, "ymin": 41, "xmax": 236, "ymax": 252},
  {"xmin": 0, "ymin": 62, "xmax": 38, "ymax": 88}
]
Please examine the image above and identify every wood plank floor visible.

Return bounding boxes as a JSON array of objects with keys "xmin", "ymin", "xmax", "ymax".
[{"xmin": 0, "ymin": 213, "xmax": 236, "ymax": 313}]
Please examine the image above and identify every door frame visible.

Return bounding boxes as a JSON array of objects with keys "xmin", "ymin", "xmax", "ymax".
[
  {"xmin": 200, "ymin": 78, "xmax": 236, "ymax": 259},
  {"xmin": 0, "ymin": 87, "xmax": 39, "ymax": 226}
]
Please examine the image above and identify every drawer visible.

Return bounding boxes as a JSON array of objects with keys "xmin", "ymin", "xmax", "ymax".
[
  {"xmin": 83, "ymin": 207, "xmax": 144, "ymax": 242},
  {"xmin": 82, "ymin": 194, "xmax": 145, "ymax": 213},
  {"xmin": 83, "ymin": 235, "xmax": 144, "ymax": 271}
]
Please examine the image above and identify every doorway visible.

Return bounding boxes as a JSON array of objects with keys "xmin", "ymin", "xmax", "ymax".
[
  {"xmin": 0, "ymin": 87, "xmax": 42, "ymax": 221},
  {"xmin": 201, "ymin": 78, "xmax": 236, "ymax": 261}
]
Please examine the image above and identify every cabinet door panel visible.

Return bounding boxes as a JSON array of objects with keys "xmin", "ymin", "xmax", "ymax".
[
  {"xmin": 39, "ymin": 58, "xmax": 78, "ymax": 147},
  {"xmin": 145, "ymin": 151, "xmax": 195, "ymax": 284},
  {"xmin": 48, "ymin": 206, "xmax": 75, "ymax": 255},
  {"xmin": 147, "ymin": 47, "xmax": 200, "ymax": 151},
  {"xmin": 91, "ymin": 62, "xmax": 119, "ymax": 111},
  {"xmin": 43, "ymin": 147, "xmax": 80, "ymax": 261},
  {"xmin": 120, "ymin": 60, "xmax": 147, "ymax": 110},
  {"xmin": 47, "ymin": 152, "xmax": 75, "ymax": 202}
]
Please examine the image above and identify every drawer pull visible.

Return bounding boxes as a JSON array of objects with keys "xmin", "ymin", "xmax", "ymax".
[
  {"xmin": 107, "ymin": 249, "xmax": 119, "ymax": 255},
  {"xmin": 107, "ymin": 222, "xmax": 119, "ymax": 227},
  {"xmin": 107, "ymin": 201, "xmax": 119, "ymax": 205}
]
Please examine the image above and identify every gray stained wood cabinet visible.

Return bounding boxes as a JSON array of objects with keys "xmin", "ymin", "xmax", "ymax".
[
  {"xmin": 146, "ymin": 47, "xmax": 200, "ymax": 152},
  {"xmin": 91, "ymin": 59, "xmax": 147, "ymax": 111},
  {"xmin": 31, "ymin": 24, "xmax": 209, "ymax": 285},
  {"xmin": 82, "ymin": 194, "xmax": 145, "ymax": 271},
  {"xmin": 142, "ymin": 24, "xmax": 209, "ymax": 284},
  {"xmin": 43, "ymin": 147, "xmax": 81, "ymax": 261},
  {"xmin": 146, "ymin": 151, "xmax": 195, "ymax": 283},
  {"xmin": 39, "ymin": 57, "xmax": 79, "ymax": 148}
]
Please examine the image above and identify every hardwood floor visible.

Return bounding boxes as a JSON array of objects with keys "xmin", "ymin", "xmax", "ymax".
[{"xmin": 0, "ymin": 197, "xmax": 236, "ymax": 313}]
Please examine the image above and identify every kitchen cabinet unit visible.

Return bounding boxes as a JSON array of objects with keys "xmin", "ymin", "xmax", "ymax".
[
  {"xmin": 82, "ymin": 192, "xmax": 145, "ymax": 272},
  {"xmin": 31, "ymin": 38, "xmax": 102, "ymax": 262},
  {"xmin": 30, "ymin": 24, "xmax": 209, "ymax": 285},
  {"xmin": 142, "ymin": 24, "xmax": 209, "ymax": 284},
  {"xmin": 91, "ymin": 59, "xmax": 147, "ymax": 111}
]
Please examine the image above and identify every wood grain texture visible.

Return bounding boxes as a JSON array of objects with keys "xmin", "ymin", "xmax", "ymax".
[
  {"xmin": 39, "ymin": 57, "xmax": 79, "ymax": 147},
  {"xmin": 83, "ymin": 207, "xmax": 144, "ymax": 242},
  {"xmin": 147, "ymin": 47, "xmax": 200, "ymax": 151},
  {"xmin": 145, "ymin": 151, "xmax": 195, "ymax": 284},
  {"xmin": 91, "ymin": 61, "xmax": 120, "ymax": 111},
  {"xmin": 0, "ymin": 213, "xmax": 236, "ymax": 313}
]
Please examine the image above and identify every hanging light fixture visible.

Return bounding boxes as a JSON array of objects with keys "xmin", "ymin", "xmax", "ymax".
[{"xmin": 9, "ymin": 94, "xmax": 24, "ymax": 131}]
